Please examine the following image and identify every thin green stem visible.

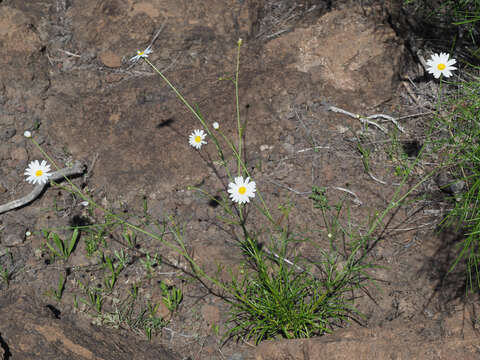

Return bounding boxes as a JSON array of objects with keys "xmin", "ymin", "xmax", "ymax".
[
  {"xmin": 144, "ymin": 59, "xmax": 210, "ymax": 133},
  {"xmin": 144, "ymin": 54, "xmax": 273, "ymax": 223},
  {"xmin": 235, "ymin": 38, "xmax": 243, "ymax": 178}
]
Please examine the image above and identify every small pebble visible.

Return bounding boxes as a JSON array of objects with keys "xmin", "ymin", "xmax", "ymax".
[
  {"xmin": 0, "ymin": 128, "xmax": 16, "ymax": 141},
  {"xmin": 1, "ymin": 223, "xmax": 26, "ymax": 246}
]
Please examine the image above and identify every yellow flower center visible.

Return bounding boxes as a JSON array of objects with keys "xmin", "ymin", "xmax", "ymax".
[
  {"xmin": 437, "ymin": 63, "xmax": 446, "ymax": 71},
  {"xmin": 195, "ymin": 135, "xmax": 201, "ymax": 143},
  {"xmin": 35, "ymin": 170, "xmax": 43, "ymax": 177},
  {"xmin": 238, "ymin": 186, "xmax": 246, "ymax": 195}
]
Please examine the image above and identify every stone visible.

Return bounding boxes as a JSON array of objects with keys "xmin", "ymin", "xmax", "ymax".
[
  {"xmin": 99, "ymin": 51, "xmax": 122, "ymax": 68},
  {"xmin": 0, "ymin": 128, "xmax": 16, "ymax": 141},
  {"xmin": 201, "ymin": 303, "xmax": 221, "ymax": 326},
  {"xmin": 264, "ymin": 6, "xmax": 405, "ymax": 108},
  {"xmin": 10, "ymin": 147, "xmax": 28, "ymax": 163},
  {"xmin": 1, "ymin": 223, "xmax": 26, "ymax": 246}
]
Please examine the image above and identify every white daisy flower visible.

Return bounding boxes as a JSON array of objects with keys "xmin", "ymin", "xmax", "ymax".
[
  {"xmin": 24, "ymin": 130, "xmax": 32, "ymax": 138},
  {"xmin": 24, "ymin": 160, "xmax": 52, "ymax": 185},
  {"xmin": 228, "ymin": 176, "xmax": 256, "ymax": 204},
  {"xmin": 130, "ymin": 46, "xmax": 153, "ymax": 62},
  {"xmin": 426, "ymin": 52, "xmax": 457, "ymax": 79},
  {"xmin": 189, "ymin": 129, "xmax": 207, "ymax": 149},
  {"xmin": 212, "ymin": 122, "xmax": 219, "ymax": 130}
]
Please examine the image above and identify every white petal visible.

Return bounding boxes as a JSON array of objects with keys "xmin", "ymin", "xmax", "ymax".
[
  {"xmin": 446, "ymin": 58, "xmax": 456, "ymax": 66},
  {"xmin": 443, "ymin": 70, "xmax": 453, "ymax": 77}
]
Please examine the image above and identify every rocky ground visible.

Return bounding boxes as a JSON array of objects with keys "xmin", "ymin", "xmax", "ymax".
[{"xmin": 0, "ymin": 0, "xmax": 479, "ymax": 359}]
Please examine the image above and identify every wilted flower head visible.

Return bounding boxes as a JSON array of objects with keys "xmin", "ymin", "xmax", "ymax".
[{"xmin": 130, "ymin": 46, "xmax": 153, "ymax": 62}]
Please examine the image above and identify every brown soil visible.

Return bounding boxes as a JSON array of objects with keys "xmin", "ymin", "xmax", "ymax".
[{"xmin": 0, "ymin": 0, "xmax": 478, "ymax": 359}]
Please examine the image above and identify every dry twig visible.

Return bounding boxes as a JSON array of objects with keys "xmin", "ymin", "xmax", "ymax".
[
  {"xmin": 323, "ymin": 102, "xmax": 406, "ymax": 134},
  {"xmin": 0, "ymin": 161, "xmax": 85, "ymax": 214}
]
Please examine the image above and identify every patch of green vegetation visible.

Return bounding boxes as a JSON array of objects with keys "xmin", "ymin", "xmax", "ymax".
[
  {"xmin": 45, "ymin": 274, "xmax": 66, "ymax": 301},
  {"xmin": 225, "ymin": 230, "xmax": 373, "ymax": 344},
  {"xmin": 91, "ymin": 283, "xmax": 169, "ymax": 340},
  {"xmin": 77, "ymin": 281, "xmax": 104, "ymax": 314},
  {"xmin": 140, "ymin": 251, "xmax": 161, "ymax": 276},
  {"xmin": 0, "ymin": 264, "xmax": 12, "ymax": 287},
  {"xmin": 428, "ymin": 78, "xmax": 480, "ymax": 290},
  {"xmin": 102, "ymin": 254, "xmax": 124, "ymax": 292},
  {"xmin": 394, "ymin": 1, "xmax": 480, "ymax": 292},
  {"xmin": 44, "ymin": 228, "xmax": 79, "ymax": 261},
  {"xmin": 84, "ymin": 233, "xmax": 102, "ymax": 256},
  {"xmin": 159, "ymin": 282, "xmax": 183, "ymax": 313},
  {"xmin": 403, "ymin": 0, "xmax": 480, "ymax": 58}
]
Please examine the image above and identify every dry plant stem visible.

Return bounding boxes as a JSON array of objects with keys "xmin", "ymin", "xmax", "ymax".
[
  {"xmin": 402, "ymin": 81, "xmax": 421, "ymax": 105},
  {"xmin": 324, "ymin": 104, "xmax": 387, "ymax": 133},
  {"xmin": 367, "ymin": 172, "xmax": 387, "ymax": 185},
  {"xmin": 0, "ymin": 161, "xmax": 85, "ymax": 214},
  {"xmin": 58, "ymin": 49, "xmax": 81, "ymax": 57},
  {"xmin": 324, "ymin": 103, "xmax": 406, "ymax": 134},
  {"xmin": 266, "ymin": 179, "xmax": 311, "ymax": 195},
  {"xmin": 368, "ymin": 114, "xmax": 405, "ymax": 133},
  {"xmin": 263, "ymin": 247, "xmax": 305, "ymax": 272},
  {"xmin": 332, "ymin": 186, "xmax": 363, "ymax": 205}
]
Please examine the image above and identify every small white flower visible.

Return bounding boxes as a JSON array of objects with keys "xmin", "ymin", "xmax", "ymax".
[
  {"xmin": 25, "ymin": 231, "xmax": 32, "ymax": 237},
  {"xmin": 228, "ymin": 176, "xmax": 256, "ymax": 204},
  {"xmin": 24, "ymin": 130, "xmax": 32, "ymax": 138},
  {"xmin": 189, "ymin": 129, "xmax": 207, "ymax": 149},
  {"xmin": 24, "ymin": 160, "xmax": 52, "ymax": 185},
  {"xmin": 130, "ymin": 45, "xmax": 153, "ymax": 62},
  {"xmin": 212, "ymin": 122, "xmax": 219, "ymax": 130},
  {"xmin": 426, "ymin": 52, "xmax": 457, "ymax": 79},
  {"xmin": 80, "ymin": 201, "xmax": 89, "ymax": 207}
]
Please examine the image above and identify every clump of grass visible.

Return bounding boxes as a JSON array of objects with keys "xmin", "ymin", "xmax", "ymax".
[
  {"xmin": 77, "ymin": 281, "xmax": 104, "ymax": 314},
  {"xmin": 429, "ymin": 77, "xmax": 480, "ymax": 290},
  {"xmin": 0, "ymin": 264, "xmax": 12, "ymax": 287},
  {"xmin": 43, "ymin": 228, "xmax": 79, "ymax": 261},
  {"xmin": 225, "ymin": 232, "xmax": 372, "ymax": 343},
  {"xmin": 221, "ymin": 184, "xmax": 386, "ymax": 344},
  {"xmin": 45, "ymin": 274, "xmax": 66, "ymax": 301},
  {"xmin": 388, "ymin": 1, "xmax": 480, "ymax": 292},
  {"xmin": 91, "ymin": 283, "xmax": 169, "ymax": 340},
  {"xmin": 402, "ymin": 0, "xmax": 480, "ymax": 58}
]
